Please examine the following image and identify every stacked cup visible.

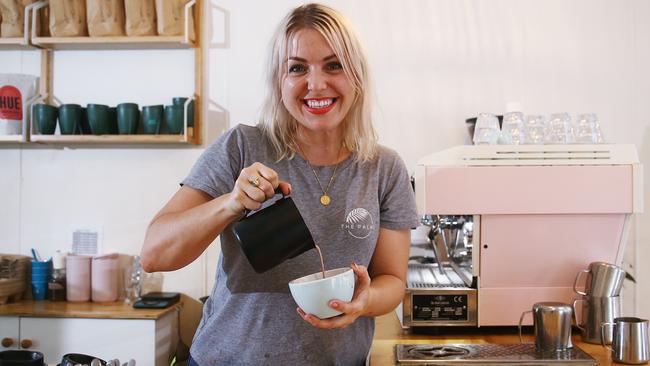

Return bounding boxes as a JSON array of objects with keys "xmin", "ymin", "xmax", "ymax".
[
  {"xmin": 472, "ymin": 113, "xmax": 501, "ymax": 145},
  {"xmin": 66, "ymin": 255, "xmax": 92, "ymax": 302},
  {"xmin": 31, "ymin": 260, "xmax": 52, "ymax": 301},
  {"xmin": 572, "ymin": 261, "xmax": 625, "ymax": 344},
  {"xmin": 91, "ymin": 253, "xmax": 119, "ymax": 302}
]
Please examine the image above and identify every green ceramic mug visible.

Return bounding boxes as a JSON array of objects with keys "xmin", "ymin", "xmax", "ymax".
[
  {"xmin": 164, "ymin": 105, "xmax": 184, "ymax": 134},
  {"xmin": 86, "ymin": 104, "xmax": 111, "ymax": 135},
  {"xmin": 172, "ymin": 97, "xmax": 194, "ymax": 127},
  {"xmin": 33, "ymin": 103, "xmax": 58, "ymax": 135},
  {"xmin": 58, "ymin": 104, "xmax": 82, "ymax": 135},
  {"xmin": 117, "ymin": 103, "xmax": 140, "ymax": 135},
  {"xmin": 109, "ymin": 107, "xmax": 118, "ymax": 134},
  {"xmin": 142, "ymin": 105, "xmax": 163, "ymax": 134},
  {"xmin": 76, "ymin": 107, "xmax": 90, "ymax": 134}
]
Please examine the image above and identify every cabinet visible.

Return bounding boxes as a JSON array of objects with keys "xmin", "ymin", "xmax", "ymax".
[
  {"xmin": 0, "ymin": 301, "xmax": 179, "ymax": 365},
  {"xmin": 1, "ymin": 0, "xmax": 203, "ymax": 145},
  {"xmin": 0, "ymin": 317, "xmax": 19, "ymax": 349}
]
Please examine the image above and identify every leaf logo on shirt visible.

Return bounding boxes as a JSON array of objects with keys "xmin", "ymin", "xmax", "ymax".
[
  {"xmin": 347, "ymin": 208, "xmax": 369, "ymax": 223},
  {"xmin": 343, "ymin": 208, "xmax": 374, "ymax": 239}
]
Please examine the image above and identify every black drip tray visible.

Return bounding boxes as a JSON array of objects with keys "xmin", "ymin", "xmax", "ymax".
[{"xmin": 395, "ymin": 343, "xmax": 597, "ymax": 365}]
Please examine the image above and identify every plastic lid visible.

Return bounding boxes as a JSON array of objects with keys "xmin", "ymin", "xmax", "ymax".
[{"xmin": 53, "ymin": 250, "xmax": 66, "ymax": 269}]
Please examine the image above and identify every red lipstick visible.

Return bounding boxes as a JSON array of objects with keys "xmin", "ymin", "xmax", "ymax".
[{"xmin": 303, "ymin": 98, "xmax": 336, "ymax": 115}]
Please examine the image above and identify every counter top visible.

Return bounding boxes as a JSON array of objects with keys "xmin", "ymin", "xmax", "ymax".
[
  {"xmin": 370, "ymin": 312, "xmax": 617, "ymax": 365},
  {"xmin": 0, "ymin": 300, "xmax": 180, "ymax": 320}
]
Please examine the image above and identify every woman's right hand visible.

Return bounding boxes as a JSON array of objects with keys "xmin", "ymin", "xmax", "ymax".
[{"xmin": 225, "ymin": 162, "xmax": 292, "ymax": 216}]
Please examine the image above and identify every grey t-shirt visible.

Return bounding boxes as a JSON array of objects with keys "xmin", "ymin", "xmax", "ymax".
[{"xmin": 183, "ymin": 124, "xmax": 418, "ymax": 366}]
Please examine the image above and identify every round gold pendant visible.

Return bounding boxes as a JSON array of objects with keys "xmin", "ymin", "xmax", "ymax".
[{"xmin": 320, "ymin": 195, "xmax": 331, "ymax": 206}]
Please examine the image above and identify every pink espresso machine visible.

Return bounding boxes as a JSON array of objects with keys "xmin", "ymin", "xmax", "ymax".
[{"xmin": 401, "ymin": 144, "xmax": 643, "ymax": 328}]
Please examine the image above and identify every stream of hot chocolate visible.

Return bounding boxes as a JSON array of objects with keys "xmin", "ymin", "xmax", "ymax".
[{"xmin": 314, "ymin": 244, "xmax": 326, "ymax": 279}]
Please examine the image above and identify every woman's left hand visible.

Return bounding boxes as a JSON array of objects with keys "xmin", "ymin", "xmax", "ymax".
[{"xmin": 297, "ymin": 262, "xmax": 371, "ymax": 329}]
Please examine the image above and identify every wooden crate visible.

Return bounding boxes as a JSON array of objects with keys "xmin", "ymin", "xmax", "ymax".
[{"xmin": 0, "ymin": 255, "xmax": 31, "ymax": 304}]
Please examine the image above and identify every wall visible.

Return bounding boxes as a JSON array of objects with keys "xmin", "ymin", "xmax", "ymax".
[{"xmin": 1, "ymin": 0, "xmax": 648, "ymax": 318}]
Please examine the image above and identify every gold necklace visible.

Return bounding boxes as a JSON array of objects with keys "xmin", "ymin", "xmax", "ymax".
[{"xmin": 300, "ymin": 143, "xmax": 343, "ymax": 206}]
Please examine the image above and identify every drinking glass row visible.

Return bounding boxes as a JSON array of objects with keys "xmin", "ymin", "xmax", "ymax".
[{"xmin": 473, "ymin": 112, "xmax": 605, "ymax": 145}]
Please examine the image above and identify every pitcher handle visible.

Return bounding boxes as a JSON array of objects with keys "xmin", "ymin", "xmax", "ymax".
[
  {"xmin": 572, "ymin": 298, "xmax": 586, "ymax": 331},
  {"xmin": 241, "ymin": 187, "xmax": 285, "ymax": 217},
  {"xmin": 601, "ymin": 322, "xmax": 614, "ymax": 351},
  {"xmin": 573, "ymin": 269, "xmax": 590, "ymax": 296},
  {"xmin": 518, "ymin": 310, "xmax": 533, "ymax": 343}
]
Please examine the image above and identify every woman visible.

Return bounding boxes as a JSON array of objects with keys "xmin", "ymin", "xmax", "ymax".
[{"xmin": 140, "ymin": 3, "xmax": 418, "ymax": 365}]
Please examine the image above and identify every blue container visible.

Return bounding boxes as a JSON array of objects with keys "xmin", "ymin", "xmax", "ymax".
[
  {"xmin": 31, "ymin": 260, "xmax": 52, "ymax": 269},
  {"xmin": 31, "ymin": 281, "xmax": 48, "ymax": 301},
  {"xmin": 31, "ymin": 260, "xmax": 52, "ymax": 274},
  {"xmin": 31, "ymin": 273, "xmax": 50, "ymax": 282}
]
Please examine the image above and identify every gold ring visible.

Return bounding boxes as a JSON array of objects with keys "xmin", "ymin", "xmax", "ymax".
[{"xmin": 248, "ymin": 177, "xmax": 260, "ymax": 188}]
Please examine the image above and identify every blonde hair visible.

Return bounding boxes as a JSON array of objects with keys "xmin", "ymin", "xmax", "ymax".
[{"xmin": 258, "ymin": 3, "xmax": 377, "ymax": 162}]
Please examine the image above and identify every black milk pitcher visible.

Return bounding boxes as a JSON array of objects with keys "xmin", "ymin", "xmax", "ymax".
[{"xmin": 233, "ymin": 193, "xmax": 315, "ymax": 273}]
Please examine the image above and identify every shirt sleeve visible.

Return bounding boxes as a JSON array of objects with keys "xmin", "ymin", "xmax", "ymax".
[
  {"xmin": 378, "ymin": 148, "xmax": 420, "ymax": 230},
  {"xmin": 181, "ymin": 125, "xmax": 245, "ymax": 198}
]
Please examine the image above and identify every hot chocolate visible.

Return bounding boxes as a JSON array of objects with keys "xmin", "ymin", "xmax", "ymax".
[{"xmin": 314, "ymin": 244, "xmax": 326, "ymax": 279}]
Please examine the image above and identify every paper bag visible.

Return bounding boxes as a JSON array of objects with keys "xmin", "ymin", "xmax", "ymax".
[
  {"xmin": 49, "ymin": 0, "xmax": 86, "ymax": 37},
  {"xmin": 37, "ymin": 4, "xmax": 49, "ymax": 37},
  {"xmin": 0, "ymin": 73, "xmax": 38, "ymax": 135},
  {"xmin": 155, "ymin": 0, "xmax": 195, "ymax": 41},
  {"xmin": 125, "ymin": 0, "xmax": 156, "ymax": 36},
  {"xmin": 0, "ymin": 0, "xmax": 34, "ymax": 38},
  {"xmin": 86, "ymin": 0, "xmax": 125, "ymax": 37}
]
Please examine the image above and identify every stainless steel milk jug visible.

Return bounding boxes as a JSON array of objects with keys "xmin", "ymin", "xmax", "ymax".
[{"xmin": 519, "ymin": 302, "xmax": 573, "ymax": 352}]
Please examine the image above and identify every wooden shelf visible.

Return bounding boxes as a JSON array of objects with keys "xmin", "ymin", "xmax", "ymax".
[
  {"xmin": 31, "ymin": 36, "xmax": 196, "ymax": 50},
  {"xmin": 0, "ymin": 135, "xmax": 27, "ymax": 143},
  {"xmin": 0, "ymin": 38, "xmax": 33, "ymax": 50},
  {"xmin": 1, "ymin": 0, "xmax": 203, "ymax": 146},
  {"xmin": 30, "ymin": 130, "xmax": 196, "ymax": 144}
]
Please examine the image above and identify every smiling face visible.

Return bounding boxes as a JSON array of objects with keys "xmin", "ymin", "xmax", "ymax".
[{"xmin": 281, "ymin": 28, "xmax": 356, "ymax": 134}]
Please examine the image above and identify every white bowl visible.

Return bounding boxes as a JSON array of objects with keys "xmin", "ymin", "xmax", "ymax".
[{"xmin": 288, "ymin": 267, "xmax": 355, "ymax": 319}]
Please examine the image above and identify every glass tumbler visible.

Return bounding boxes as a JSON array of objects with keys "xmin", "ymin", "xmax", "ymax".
[
  {"xmin": 575, "ymin": 113, "xmax": 604, "ymax": 143},
  {"xmin": 501, "ymin": 112, "xmax": 526, "ymax": 144},
  {"xmin": 546, "ymin": 113, "xmax": 574, "ymax": 144},
  {"xmin": 473, "ymin": 113, "xmax": 500, "ymax": 145},
  {"xmin": 524, "ymin": 115, "xmax": 547, "ymax": 144}
]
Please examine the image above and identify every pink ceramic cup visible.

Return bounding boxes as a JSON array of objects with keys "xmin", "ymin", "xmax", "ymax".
[
  {"xmin": 91, "ymin": 253, "xmax": 119, "ymax": 302},
  {"xmin": 66, "ymin": 255, "xmax": 91, "ymax": 302}
]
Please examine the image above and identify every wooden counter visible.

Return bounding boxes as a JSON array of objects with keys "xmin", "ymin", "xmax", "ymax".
[
  {"xmin": 370, "ymin": 312, "xmax": 618, "ymax": 365},
  {"xmin": 0, "ymin": 299, "xmax": 180, "ymax": 319}
]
